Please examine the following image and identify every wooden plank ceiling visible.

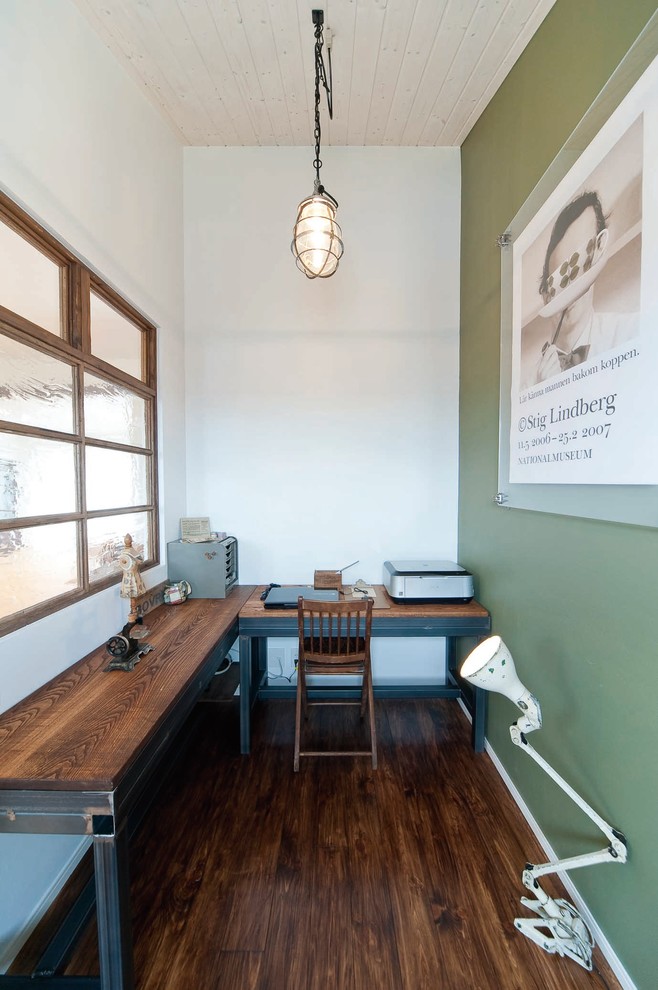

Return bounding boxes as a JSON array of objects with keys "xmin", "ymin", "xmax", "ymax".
[{"xmin": 73, "ymin": 0, "xmax": 556, "ymax": 147}]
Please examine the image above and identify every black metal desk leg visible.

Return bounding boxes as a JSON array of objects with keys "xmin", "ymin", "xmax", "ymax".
[
  {"xmin": 472, "ymin": 685, "xmax": 486, "ymax": 753},
  {"xmin": 239, "ymin": 633, "xmax": 252, "ymax": 755},
  {"xmin": 446, "ymin": 636, "xmax": 457, "ymax": 678},
  {"xmin": 252, "ymin": 636, "xmax": 267, "ymax": 705},
  {"xmin": 447, "ymin": 636, "xmax": 487, "ymax": 752},
  {"xmin": 93, "ymin": 818, "xmax": 134, "ymax": 990}
]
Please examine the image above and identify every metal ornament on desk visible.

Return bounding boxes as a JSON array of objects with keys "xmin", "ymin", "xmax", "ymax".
[
  {"xmin": 105, "ymin": 618, "xmax": 154, "ymax": 672},
  {"xmin": 105, "ymin": 533, "xmax": 154, "ymax": 671}
]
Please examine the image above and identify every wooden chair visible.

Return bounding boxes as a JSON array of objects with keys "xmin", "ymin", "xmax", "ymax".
[{"xmin": 294, "ymin": 596, "xmax": 377, "ymax": 771}]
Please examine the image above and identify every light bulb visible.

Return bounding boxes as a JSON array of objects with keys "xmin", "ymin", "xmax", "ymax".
[{"xmin": 291, "ymin": 192, "xmax": 343, "ymax": 278}]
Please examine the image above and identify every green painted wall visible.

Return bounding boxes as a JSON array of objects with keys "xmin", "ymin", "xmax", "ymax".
[{"xmin": 459, "ymin": 2, "xmax": 658, "ymax": 987}]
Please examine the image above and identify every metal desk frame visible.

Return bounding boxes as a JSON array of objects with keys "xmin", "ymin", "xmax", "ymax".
[
  {"xmin": 238, "ymin": 588, "xmax": 491, "ymax": 756},
  {"xmin": 0, "ymin": 609, "xmax": 244, "ymax": 990}
]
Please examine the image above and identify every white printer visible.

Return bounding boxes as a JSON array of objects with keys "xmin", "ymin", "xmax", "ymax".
[{"xmin": 383, "ymin": 560, "xmax": 474, "ymax": 603}]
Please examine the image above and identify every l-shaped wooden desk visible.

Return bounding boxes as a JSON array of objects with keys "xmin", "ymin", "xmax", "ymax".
[{"xmin": 0, "ymin": 584, "xmax": 489, "ymax": 989}]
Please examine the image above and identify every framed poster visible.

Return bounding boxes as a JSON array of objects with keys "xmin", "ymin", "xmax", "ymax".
[{"xmin": 497, "ymin": 12, "xmax": 658, "ymax": 525}]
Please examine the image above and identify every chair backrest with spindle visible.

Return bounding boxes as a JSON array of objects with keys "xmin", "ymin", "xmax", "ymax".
[{"xmin": 297, "ymin": 597, "xmax": 373, "ymax": 670}]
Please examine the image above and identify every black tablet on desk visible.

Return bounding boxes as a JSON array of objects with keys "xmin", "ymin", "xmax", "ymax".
[{"xmin": 263, "ymin": 586, "xmax": 340, "ymax": 608}]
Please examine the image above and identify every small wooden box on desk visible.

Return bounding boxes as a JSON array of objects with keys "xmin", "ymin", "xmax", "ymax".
[{"xmin": 313, "ymin": 569, "xmax": 342, "ymax": 592}]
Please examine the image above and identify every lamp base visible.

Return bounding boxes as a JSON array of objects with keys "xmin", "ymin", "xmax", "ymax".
[{"xmin": 515, "ymin": 896, "xmax": 594, "ymax": 970}]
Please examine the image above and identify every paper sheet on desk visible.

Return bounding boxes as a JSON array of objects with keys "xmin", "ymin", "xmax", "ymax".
[
  {"xmin": 344, "ymin": 586, "xmax": 390, "ymax": 608},
  {"xmin": 351, "ymin": 587, "xmax": 376, "ymax": 600}
]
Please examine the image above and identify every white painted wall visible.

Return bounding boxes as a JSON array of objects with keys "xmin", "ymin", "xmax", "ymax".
[
  {"xmin": 184, "ymin": 146, "xmax": 461, "ymax": 683},
  {"xmin": 0, "ymin": 0, "xmax": 185, "ymax": 968}
]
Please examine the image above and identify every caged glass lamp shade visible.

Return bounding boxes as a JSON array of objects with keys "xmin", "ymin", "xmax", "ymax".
[{"xmin": 291, "ymin": 182, "xmax": 344, "ymax": 279}]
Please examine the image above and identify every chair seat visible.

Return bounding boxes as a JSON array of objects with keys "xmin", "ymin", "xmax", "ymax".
[
  {"xmin": 305, "ymin": 660, "xmax": 365, "ymax": 674},
  {"xmin": 303, "ymin": 636, "xmax": 366, "ymax": 655},
  {"xmin": 303, "ymin": 636, "xmax": 367, "ymax": 672}
]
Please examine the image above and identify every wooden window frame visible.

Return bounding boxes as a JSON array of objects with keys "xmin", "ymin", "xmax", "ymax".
[{"xmin": 0, "ymin": 190, "xmax": 159, "ymax": 637}]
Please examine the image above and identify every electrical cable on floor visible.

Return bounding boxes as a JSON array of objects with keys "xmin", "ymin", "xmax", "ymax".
[{"xmin": 267, "ymin": 657, "xmax": 297, "ymax": 683}]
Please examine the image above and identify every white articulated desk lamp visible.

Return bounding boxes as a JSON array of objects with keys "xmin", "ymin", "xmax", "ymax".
[{"xmin": 460, "ymin": 636, "xmax": 627, "ymax": 971}]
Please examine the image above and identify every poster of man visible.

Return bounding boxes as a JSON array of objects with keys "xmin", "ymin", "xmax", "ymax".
[{"xmin": 508, "ymin": 56, "xmax": 658, "ymax": 486}]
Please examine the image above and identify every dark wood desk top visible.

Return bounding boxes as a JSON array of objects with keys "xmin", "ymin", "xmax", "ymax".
[
  {"xmin": 0, "ymin": 587, "xmax": 255, "ymax": 794},
  {"xmin": 241, "ymin": 585, "xmax": 490, "ymax": 622}
]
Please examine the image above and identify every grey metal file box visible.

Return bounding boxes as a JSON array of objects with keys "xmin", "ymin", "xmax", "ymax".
[{"xmin": 167, "ymin": 537, "xmax": 238, "ymax": 598}]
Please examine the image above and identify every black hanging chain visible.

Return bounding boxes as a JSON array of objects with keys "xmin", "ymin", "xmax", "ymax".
[{"xmin": 312, "ymin": 12, "xmax": 333, "ymax": 190}]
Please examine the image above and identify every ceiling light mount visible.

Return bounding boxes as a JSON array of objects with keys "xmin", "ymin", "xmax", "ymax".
[{"xmin": 291, "ymin": 9, "xmax": 343, "ymax": 279}]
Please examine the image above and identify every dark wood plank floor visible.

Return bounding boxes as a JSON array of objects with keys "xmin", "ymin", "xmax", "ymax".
[{"xmin": 26, "ymin": 696, "xmax": 622, "ymax": 989}]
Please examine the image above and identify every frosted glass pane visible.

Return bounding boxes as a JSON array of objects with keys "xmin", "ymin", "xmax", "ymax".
[
  {"xmin": 90, "ymin": 293, "xmax": 143, "ymax": 380},
  {"xmin": 0, "ymin": 219, "xmax": 62, "ymax": 336},
  {"xmin": 88, "ymin": 512, "xmax": 150, "ymax": 584},
  {"xmin": 0, "ymin": 433, "xmax": 76, "ymax": 518},
  {"xmin": 0, "ymin": 522, "xmax": 79, "ymax": 621},
  {"xmin": 84, "ymin": 374, "xmax": 146, "ymax": 446},
  {"xmin": 0, "ymin": 334, "xmax": 75, "ymax": 433},
  {"xmin": 86, "ymin": 448, "xmax": 148, "ymax": 511}
]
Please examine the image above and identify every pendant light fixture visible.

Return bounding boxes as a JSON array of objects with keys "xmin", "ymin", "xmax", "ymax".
[{"xmin": 291, "ymin": 9, "xmax": 344, "ymax": 279}]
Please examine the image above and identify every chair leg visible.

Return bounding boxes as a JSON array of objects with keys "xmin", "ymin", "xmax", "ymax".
[
  {"xmin": 294, "ymin": 663, "xmax": 303, "ymax": 772},
  {"xmin": 366, "ymin": 663, "xmax": 377, "ymax": 769},
  {"xmin": 359, "ymin": 669, "xmax": 367, "ymax": 719}
]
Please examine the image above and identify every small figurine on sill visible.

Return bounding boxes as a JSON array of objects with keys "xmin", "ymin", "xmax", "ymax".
[
  {"xmin": 118, "ymin": 533, "xmax": 146, "ymax": 621},
  {"xmin": 105, "ymin": 533, "xmax": 153, "ymax": 671}
]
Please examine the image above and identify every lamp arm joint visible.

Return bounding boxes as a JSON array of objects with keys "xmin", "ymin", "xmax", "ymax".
[
  {"xmin": 523, "ymin": 840, "xmax": 627, "ymax": 887},
  {"xmin": 510, "ymin": 730, "xmax": 626, "ymax": 851}
]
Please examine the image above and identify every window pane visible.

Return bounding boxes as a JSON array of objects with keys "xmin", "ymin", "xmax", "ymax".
[
  {"xmin": 0, "ymin": 433, "xmax": 77, "ymax": 518},
  {"xmin": 0, "ymin": 219, "xmax": 62, "ymax": 336},
  {"xmin": 88, "ymin": 512, "xmax": 150, "ymax": 584},
  {"xmin": 0, "ymin": 334, "xmax": 75, "ymax": 433},
  {"xmin": 0, "ymin": 522, "xmax": 79, "ymax": 621},
  {"xmin": 84, "ymin": 374, "xmax": 147, "ymax": 447},
  {"xmin": 86, "ymin": 448, "xmax": 148, "ymax": 511},
  {"xmin": 90, "ymin": 293, "xmax": 143, "ymax": 380}
]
